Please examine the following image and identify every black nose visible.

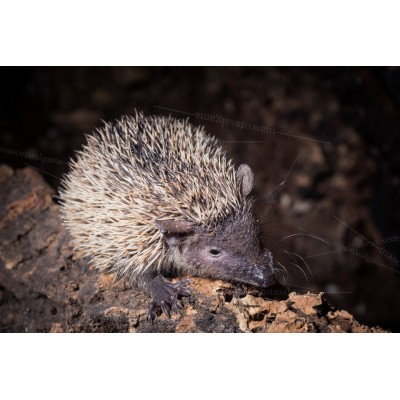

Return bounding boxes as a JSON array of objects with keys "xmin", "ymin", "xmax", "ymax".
[
  {"xmin": 248, "ymin": 265, "xmax": 276, "ymax": 288},
  {"xmin": 258, "ymin": 250, "xmax": 276, "ymax": 287},
  {"xmin": 257, "ymin": 268, "xmax": 277, "ymax": 288},
  {"xmin": 261, "ymin": 273, "xmax": 277, "ymax": 288}
]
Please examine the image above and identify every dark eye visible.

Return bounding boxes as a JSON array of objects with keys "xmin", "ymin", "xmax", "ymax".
[{"xmin": 210, "ymin": 248, "xmax": 220, "ymax": 257}]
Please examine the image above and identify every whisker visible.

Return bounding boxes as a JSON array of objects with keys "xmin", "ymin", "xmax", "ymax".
[
  {"xmin": 274, "ymin": 261, "xmax": 288, "ymax": 275},
  {"xmin": 276, "ymin": 261, "xmax": 289, "ymax": 284},
  {"xmin": 264, "ymin": 153, "xmax": 302, "ymax": 198},
  {"xmin": 264, "ymin": 181, "xmax": 285, "ymax": 199},
  {"xmin": 283, "ymin": 152, "xmax": 302, "ymax": 182},
  {"xmin": 24, "ymin": 162, "xmax": 61, "ymax": 181},
  {"xmin": 274, "ymin": 232, "xmax": 334, "ymax": 246},
  {"xmin": 285, "ymin": 282, "xmax": 315, "ymax": 294},
  {"xmin": 275, "ymin": 260, "xmax": 289, "ymax": 279},
  {"xmin": 283, "ymin": 249, "xmax": 310, "ymax": 285},
  {"xmin": 289, "ymin": 262, "xmax": 309, "ymax": 285},
  {"xmin": 303, "ymin": 250, "xmax": 340, "ymax": 259},
  {"xmin": 298, "ymin": 227, "xmax": 337, "ymax": 247},
  {"xmin": 273, "ymin": 266, "xmax": 287, "ymax": 283},
  {"xmin": 286, "ymin": 250, "xmax": 313, "ymax": 278}
]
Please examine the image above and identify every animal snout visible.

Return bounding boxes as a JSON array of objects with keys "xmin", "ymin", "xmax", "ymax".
[{"xmin": 250, "ymin": 265, "xmax": 276, "ymax": 288}]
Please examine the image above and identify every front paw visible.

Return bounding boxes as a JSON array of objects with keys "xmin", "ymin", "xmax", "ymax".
[{"xmin": 147, "ymin": 278, "xmax": 191, "ymax": 322}]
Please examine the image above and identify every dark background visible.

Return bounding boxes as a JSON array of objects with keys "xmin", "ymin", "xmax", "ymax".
[{"xmin": 0, "ymin": 67, "xmax": 399, "ymax": 331}]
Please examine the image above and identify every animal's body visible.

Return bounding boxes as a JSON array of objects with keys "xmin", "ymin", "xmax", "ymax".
[{"xmin": 59, "ymin": 111, "xmax": 275, "ymax": 320}]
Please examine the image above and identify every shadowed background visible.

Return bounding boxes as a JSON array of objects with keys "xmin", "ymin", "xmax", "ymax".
[{"xmin": 0, "ymin": 67, "xmax": 399, "ymax": 331}]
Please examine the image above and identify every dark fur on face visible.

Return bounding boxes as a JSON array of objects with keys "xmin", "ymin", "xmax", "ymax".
[{"xmin": 161, "ymin": 210, "xmax": 276, "ymax": 288}]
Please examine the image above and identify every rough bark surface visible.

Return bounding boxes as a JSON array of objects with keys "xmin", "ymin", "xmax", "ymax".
[{"xmin": 0, "ymin": 165, "xmax": 387, "ymax": 333}]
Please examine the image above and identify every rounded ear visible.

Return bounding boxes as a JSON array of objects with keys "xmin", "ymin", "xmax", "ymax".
[
  {"xmin": 237, "ymin": 164, "xmax": 254, "ymax": 197},
  {"xmin": 155, "ymin": 219, "xmax": 196, "ymax": 246}
]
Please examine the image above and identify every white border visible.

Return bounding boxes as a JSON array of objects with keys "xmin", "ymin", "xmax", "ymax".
[
  {"xmin": 1, "ymin": 1, "xmax": 399, "ymax": 65},
  {"xmin": 1, "ymin": 334, "xmax": 397, "ymax": 398}
]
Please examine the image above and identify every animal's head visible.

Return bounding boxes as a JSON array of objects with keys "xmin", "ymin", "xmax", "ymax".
[{"xmin": 156, "ymin": 164, "xmax": 276, "ymax": 288}]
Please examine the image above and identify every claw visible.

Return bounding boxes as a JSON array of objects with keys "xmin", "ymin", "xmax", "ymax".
[
  {"xmin": 171, "ymin": 304, "xmax": 185, "ymax": 317},
  {"xmin": 160, "ymin": 300, "xmax": 171, "ymax": 318},
  {"xmin": 147, "ymin": 277, "xmax": 192, "ymax": 321},
  {"xmin": 174, "ymin": 301, "xmax": 184, "ymax": 310},
  {"xmin": 179, "ymin": 288, "xmax": 192, "ymax": 297},
  {"xmin": 175, "ymin": 278, "xmax": 191, "ymax": 287},
  {"xmin": 172, "ymin": 279, "xmax": 191, "ymax": 298},
  {"xmin": 147, "ymin": 302, "xmax": 156, "ymax": 323}
]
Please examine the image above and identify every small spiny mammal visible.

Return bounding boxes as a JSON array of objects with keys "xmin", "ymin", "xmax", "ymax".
[{"xmin": 59, "ymin": 111, "xmax": 276, "ymax": 320}]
